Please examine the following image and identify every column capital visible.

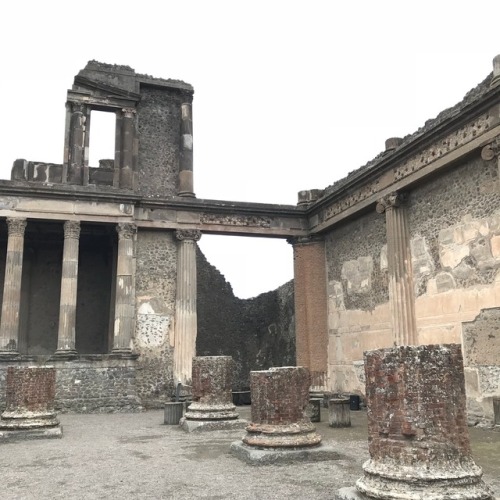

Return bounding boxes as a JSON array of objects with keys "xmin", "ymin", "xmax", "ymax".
[
  {"xmin": 6, "ymin": 218, "xmax": 27, "ymax": 237},
  {"xmin": 481, "ymin": 138, "xmax": 500, "ymax": 161},
  {"xmin": 376, "ymin": 192, "xmax": 408, "ymax": 214},
  {"xmin": 116, "ymin": 223, "xmax": 137, "ymax": 240},
  {"xmin": 175, "ymin": 229, "xmax": 201, "ymax": 242},
  {"xmin": 122, "ymin": 107, "xmax": 136, "ymax": 118},
  {"xmin": 63, "ymin": 220, "xmax": 81, "ymax": 239}
]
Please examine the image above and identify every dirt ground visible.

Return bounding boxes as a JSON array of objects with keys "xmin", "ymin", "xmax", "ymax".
[{"xmin": 0, "ymin": 406, "xmax": 498, "ymax": 499}]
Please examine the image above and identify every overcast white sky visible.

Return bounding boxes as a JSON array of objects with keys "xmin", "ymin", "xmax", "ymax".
[{"xmin": 1, "ymin": 1, "xmax": 499, "ymax": 298}]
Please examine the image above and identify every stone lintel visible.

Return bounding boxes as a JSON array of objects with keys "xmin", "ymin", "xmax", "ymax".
[{"xmin": 229, "ymin": 441, "xmax": 341, "ymax": 465}]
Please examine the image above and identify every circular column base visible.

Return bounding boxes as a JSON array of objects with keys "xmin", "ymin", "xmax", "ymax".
[
  {"xmin": 243, "ymin": 421, "xmax": 322, "ymax": 448},
  {"xmin": 185, "ymin": 402, "xmax": 238, "ymax": 421}
]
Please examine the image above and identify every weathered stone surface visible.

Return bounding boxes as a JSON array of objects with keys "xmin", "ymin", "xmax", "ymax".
[{"xmin": 354, "ymin": 344, "xmax": 493, "ymax": 499}]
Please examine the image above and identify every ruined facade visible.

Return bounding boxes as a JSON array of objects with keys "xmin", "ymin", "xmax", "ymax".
[{"xmin": 0, "ymin": 58, "xmax": 499, "ymax": 424}]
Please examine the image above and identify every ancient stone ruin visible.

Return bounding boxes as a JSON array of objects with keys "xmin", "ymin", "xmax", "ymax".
[
  {"xmin": 0, "ymin": 366, "xmax": 62, "ymax": 440},
  {"xmin": 179, "ymin": 355, "xmax": 246, "ymax": 432},
  {"xmin": 336, "ymin": 344, "xmax": 493, "ymax": 499}
]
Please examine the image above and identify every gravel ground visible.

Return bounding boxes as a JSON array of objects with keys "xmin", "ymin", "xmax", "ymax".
[{"xmin": 0, "ymin": 407, "xmax": 498, "ymax": 500}]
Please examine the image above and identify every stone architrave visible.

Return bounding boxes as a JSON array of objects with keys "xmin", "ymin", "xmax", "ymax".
[
  {"xmin": 0, "ymin": 366, "xmax": 62, "ymax": 440},
  {"xmin": 54, "ymin": 220, "xmax": 81, "ymax": 357},
  {"xmin": 0, "ymin": 218, "xmax": 27, "ymax": 356},
  {"xmin": 336, "ymin": 344, "xmax": 493, "ymax": 500},
  {"xmin": 112, "ymin": 223, "xmax": 137, "ymax": 355},
  {"xmin": 376, "ymin": 193, "xmax": 417, "ymax": 345},
  {"xmin": 173, "ymin": 229, "xmax": 201, "ymax": 385}
]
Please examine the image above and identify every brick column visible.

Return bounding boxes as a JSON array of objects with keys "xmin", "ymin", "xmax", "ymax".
[
  {"xmin": 54, "ymin": 220, "xmax": 81, "ymax": 358},
  {"xmin": 112, "ymin": 223, "xmax": 136, "ymax": 355},
  {"xmin": 0, "ymin": 366, "xmax": 62, "ymax": 439},
  {"xmin": 178, "ymin": 101, "xmax": 195, "ymax": 197},
  {"xmin": 0, "ymin": 217, "xmax": 27, "ymax": 356},
  {"xmin": 243, "ymin": 366, "xmax": 321, "ymax": 448},
  {"xmin": 184, "ymin": 356, "xmax": 238, "ymax": 421},
  {"xmin": 289, "ymin": 236, "xmax": 328, "ymax": 390},
  {"xmin": 173, "ymin": 229, "xmax": 201, "ymax": 385},
  {"xmin": 355, "ymin": 345, "xmax": 492, "ymax": 499},
  {"xmin": 376, "ymin": 193, "xmax": 417, "ymax": 345}
]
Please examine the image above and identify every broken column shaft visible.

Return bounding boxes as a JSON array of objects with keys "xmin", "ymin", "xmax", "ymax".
[
  {"xmin": 354, "ymin": 344, "xmax": 492, "ymax": 499},
  {"xmin": 243, "ymin": 366, "xmax": 321, "ymax": 448}
]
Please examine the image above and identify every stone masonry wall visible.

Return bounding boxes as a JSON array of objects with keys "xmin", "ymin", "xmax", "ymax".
[
  {"xmin": 137, "ymin": 87, "xmax": 184, "ymax": 198},
  {"xmin": 134, "ymin": 229, "xmax": 177, "ymax": 407},
  {"xmin": 196, "ymin": 248, "xmax": 295, "ymax": 389}
]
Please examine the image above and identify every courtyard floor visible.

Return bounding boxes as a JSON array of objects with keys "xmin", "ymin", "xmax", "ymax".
[{"xmin": 0, "ymin": 406, "xmax": 498, "ymax": 499}]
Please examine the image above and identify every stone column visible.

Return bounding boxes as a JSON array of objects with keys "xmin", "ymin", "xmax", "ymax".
[
  {"xmin": 173, "ymin": 229, "xmax": 201, "ymax": 385},
  {"xmin": 289, "ymin": 235, "xmax": 328, "ymax": 390},
  {"xmin": 112, "ymin": 223, "xmax": 136, "ymax": 355},
  {"xmin": 120, "ymin": 108, "xmax": 136, "ymax": 189},
  {"xmin": 54, "ymin": 220, "xmax": 81, "ymax": 358},
  {"xmin": 0, "ymin": 217, "xmax": 27, "ymax": 356},
  {"xmin": 178, "ymin": 101, "xmax": 195, "ymax": 197},
  {"xmin": 376, "ymin": 193, "xmax": 417, "ymax": 346},
  {"xmin": 244, "ymin": 366, "xmax": 321, "ymax": 448},
  {"xmin": 0, "ymin": 366, "xmax": 62, "ymax": 440},
  {"xmin": 67, "ymin": 103, "xmax": 87, "ymax": 185},
  {"xmin": 346, "ymin": 344, "xmax": 493, "ymax": 499},
  {"xmin": 184, "ymin": 356, "xmax": 238, "ymax": 420}
]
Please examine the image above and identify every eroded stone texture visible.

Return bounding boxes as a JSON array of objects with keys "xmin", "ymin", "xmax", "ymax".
[
  {"xmin": 184, "ymin": 356, "xmax": 238, "ymax": 421},
  {"xmin": 0, "ymin": 366, "xmax": 60, "ymax": 430},
  {"xmin": 355, "ymin": 344, "xmax": 492, "ymax": 499},
  {"xmin": 243, "ymin": 366, "xmax": 321, "ymax": 448}
]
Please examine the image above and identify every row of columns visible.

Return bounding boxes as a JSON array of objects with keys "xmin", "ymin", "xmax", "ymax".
[{"xmin": 0, "ymin": 218, "xmax": 138, "ymax": 358}]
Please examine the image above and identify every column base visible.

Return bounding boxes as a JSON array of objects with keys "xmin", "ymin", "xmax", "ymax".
[
  {"xmin": 0, "ymin": 351, "xmax": 20, "ymax": 360},
  {"xmin": 51, "ymin": 349, "xmax": 78, "ymax": 360},
  {"xmin": 110, "ymin": 349, "xmax": 138, "ymax": 360}
]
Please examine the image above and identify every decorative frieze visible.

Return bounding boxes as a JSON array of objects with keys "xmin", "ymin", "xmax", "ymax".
[{"xmin": 201, "ymin": 213, "xmax": 271, "ymax": 228}]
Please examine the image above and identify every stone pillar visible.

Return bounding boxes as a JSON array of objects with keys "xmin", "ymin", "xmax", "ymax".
[
  {"xmin": 289, "ymin": 236, "xmax": 328, "ymax": 390},
  {"xmin": 243, "ymin": 366, "xmax": 321, "ymax": 448},
  {"xmin": 67, "ymin": 103, "xmax": 88, "ymax": 185},
  {"xmin": 178, "ymin": 101, "xmax": 195, "ymax": 197},
  {"xmin": 112, "ymin": 223, "xmax": 136, "ymax": 355},
  {"xmin": 173, "ymin": 229, "xmax": 201, "ymax": 385},
  {"xmin": 54, "ymin": 220, "xmax": 81, "ymax": 358},
  {"xmin": 120, "ymin": 108, "xmax": 136, "ymax": 189},
  {"xmin": 376, "ymin": 193, "xmax": 417, "ymax": 346},
  {"xmin": 0, "ymin": 366, "xmax": 62, "ymax": 440},
  {"xmin": 352, "ymin": 345, "xmax": 493, "ymax": 499},
  {"xmin": 0, "ymin": 217, "xmax": 27, "ymax": 356}
]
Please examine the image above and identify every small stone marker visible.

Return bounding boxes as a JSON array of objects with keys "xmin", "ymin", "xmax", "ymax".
[{"xmin": 328, "ymin": 397, "xmax": 351, "ymax": 428}]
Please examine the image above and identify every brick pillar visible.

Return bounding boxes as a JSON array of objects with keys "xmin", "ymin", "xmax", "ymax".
[
  {"xmin": 0, "ymin": 367, "xmax": 60, "ymax": 430},
  {"xmin": 54, "ymin": 220, "xmax": 80, "ymax": 358},
  {"xmin": 184, "ymin": 356, "xmax": 238, "ymax": 420},
  {"xmin": 178, "ymin": 101, "xmax": 195, "ymax": 197},
  {"xmin": 173, "ymin": 229, "xmax": 201, "ymax": 385},
  {"xmin": 112, "ymin": 223, "xmax": 136, "ymax": 355},
  {"xmin": 376, "ymin": 193, "xmax": 417, "ymax": 345},
  {"xmin": 356, "ymin": 344, "xmax": 493, "ymax": 499},
  {"xmin": 243, "ymin": 366, "xmax": 321, "ymax": 448},
  {"xmin": 289, "ymin": 236, "xmax": 328, "ymax": 390},
  {"xmin": 0, "ymin": 217, "xmax": 27, "ymax": 356}
]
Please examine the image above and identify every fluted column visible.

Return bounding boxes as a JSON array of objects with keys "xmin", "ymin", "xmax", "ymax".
[
  {"xmin": 173, "ymin": 229, "xmax": 201, "ymax": 385},
  {"xmin": 112, "ymin": 223, "xmax": 136, "ymax": 355},
  {"xmin": 178, "ymin": 101, "xmax": 195, "ymax": 197},
  {"xmin": 0, "ymin": 218, "xmax": 27, "ymax": 356},
  {"xmin": 54, "ymin": 220, "xmax": 81, "ymax": 357},
  {"xmin": 376, "ymin": 193, "xmax": 417, "ymax": 345}
]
